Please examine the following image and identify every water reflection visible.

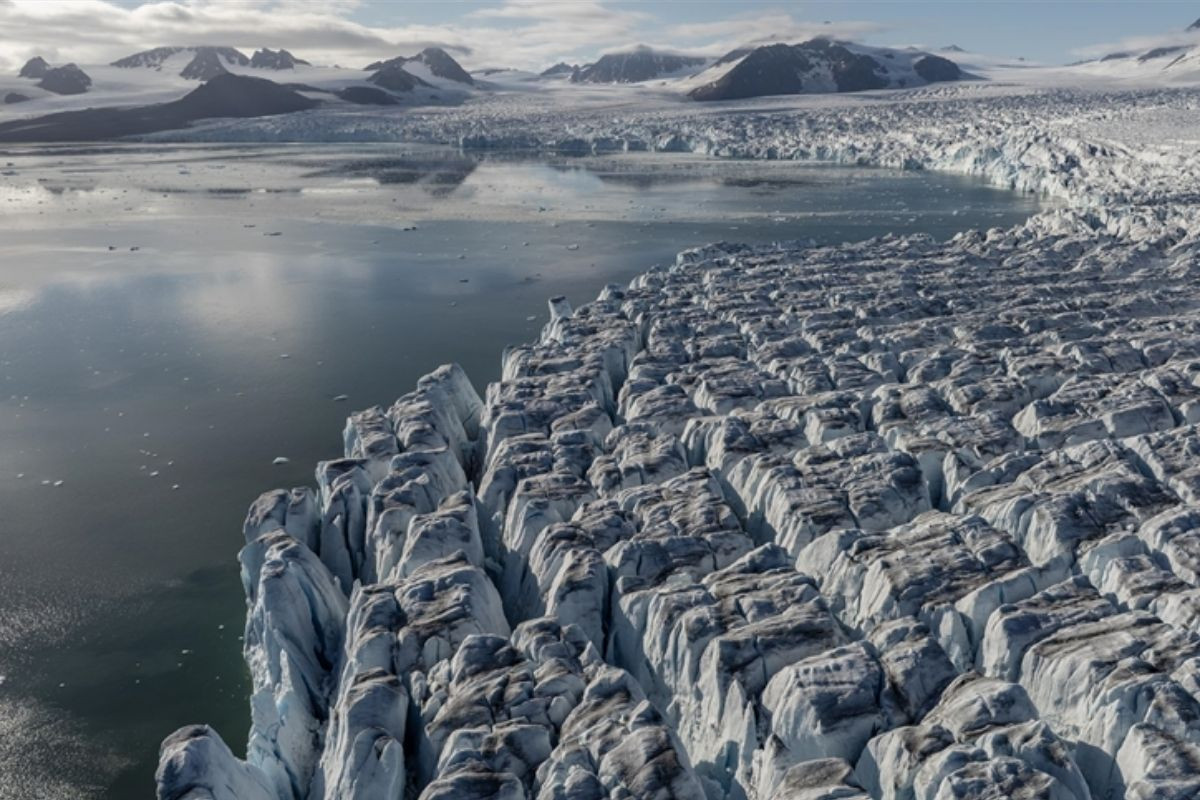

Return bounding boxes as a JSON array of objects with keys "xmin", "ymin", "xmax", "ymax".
[{"xmin": 0, "ymin": 144, "xmax": 1047, "ymax": 798}]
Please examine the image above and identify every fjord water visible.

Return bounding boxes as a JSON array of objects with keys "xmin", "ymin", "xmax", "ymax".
[{"xmin": 0, "ymin": 143, "xmax": 1043, "ymax": 798}]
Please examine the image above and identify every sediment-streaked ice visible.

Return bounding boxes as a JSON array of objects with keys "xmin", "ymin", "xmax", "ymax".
[{"xmin": 159, "ymin": 81, "xmax": 1200, "ymax": 800}]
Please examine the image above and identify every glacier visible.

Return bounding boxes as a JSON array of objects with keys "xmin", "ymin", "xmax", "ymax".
[{"xmin": 157, "ymin": 79, "xmax": 1200, "ymax": 800}]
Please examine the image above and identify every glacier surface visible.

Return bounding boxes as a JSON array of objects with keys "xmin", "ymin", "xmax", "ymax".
[{"xmin": 158, "ymin": 81, "xmax": 1200, "ymax": 800}]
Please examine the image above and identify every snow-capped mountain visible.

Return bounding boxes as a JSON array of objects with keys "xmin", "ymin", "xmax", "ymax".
[
  {"xmin": 571, "ymin": 46, "xmax": 707, "ymax": 83},
  {"xmin": 250, "ymin": 49, "xmax": 310, "ymax": 70},
  {"xmin": 112, "ymin": 46, "xmax": 251, "ymax": 79},
  {"xmin": 539, "ymin": 62, "xmax": 578, "ymax": 79},
  {"xmin": 0, "ymin": 73, "xmax": 316, "ymax": 141},
  {"xmin": 1067, "ymin": 16, "xmax": 1200, "ymax": 83},
  {"xmin": 179, "ymin": 49, "xmax": 238, "ymax": 80},
  {"xmin": 12, "ymin": 57, "xmax": 92, "ymax": 95},
  {"xmin": 368, "ymin": 63, "xmax": 430, "ymax": 93},
  {"xmin": 364, "ymin": 47, "xmax": 474, "ymax": 86},
  {"xmin": 688, "ymin": 39, "xmax": 964, "ymax": 101},
  {"xmin": 1077, "ymin": 48, "xmax": 1200, "ymax": 82}
]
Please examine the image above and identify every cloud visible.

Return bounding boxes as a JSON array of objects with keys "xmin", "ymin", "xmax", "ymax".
[
  {"xmin": 667, "ymin": 12, "xmax": 888, "ymax": 56},
  {"xmin": 470, "ymin": 0, "xmax": 643, "ymax": 23},
  {"xmin": 0, "ymin": 0, "xmax": 469, "ymax": 72},
  {"xmin": 0, "ymin": 0, "xmax": 890, "ymax": 74},
  {"xmin": 1071, "ymin": 26, "xmax": 1200, "ymax": 60}
]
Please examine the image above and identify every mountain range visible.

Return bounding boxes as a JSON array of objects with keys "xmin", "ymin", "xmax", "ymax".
[
  {"xmin": 571, "ymin": 46, "xmax": 707, "ymax": 83},
  {"xmin": 365, "ymin": 47, "xmax": 474, "ymax": 85},
  {"xmin": 4, "ymin": 22, "xmax": 1200, "ymax": 143},
  {"xmin": 689, "ymin": 40, "xmax": 964, "ymax": 101},
  {"xmin": 0, "ymin": 73, "xmax": 316, "ymax": 141}
]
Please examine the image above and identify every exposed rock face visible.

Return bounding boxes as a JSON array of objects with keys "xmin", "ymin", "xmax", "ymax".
[
  {"xmin": 112, "ymin": 46, "xmax": 249, "ymax": 72},
  {"xmin": 3, "ymin": 92, "xmax": 30, "ymax": 104},
  {"xmin": 155, "ymin": 82, "xmax": 1200, "ymax": 800},
  {"xmin": 181, "ymin": 50, "xmax": 232, "ymax": 81},
  {"xmin": 37, "ymin": 64, "xmax": 91, "ymax": 95},
  {"xmin": 175, "ymin": 73, "xmax": 319, "ymax": 117},
  {"xmin": 335, "ymin": 86, "xmax": 399, "ymax": 105},
  {"xmin": 1139, "ymin": 45, "xmax": 1189, "ymax": 63},
  {"xmin": 251, "ymin": 48, "xmax": 310, "ymax": 70},
  {"xmin": 18, "ymin": 56, "xmax": 49, "ymax": 79},
  {"xmin": 412, "ymin": 47, "xmax": 474, "ymax": 85},
  {"xmin": 365, "ymin": 47, "xmax": 474, "ymax": 86},
  {"xmin": 0, "ymin": 74, "xmax": 318, "ymax": 142},
  {"xmin": 368, "ymin": 64, "xmax": 428, "ymax": 93},
  {"xmin": 690, "ymin": 39, "xmax": 963, "ymax": 101},
  {"xmin": 572, "ymin": 46, "xmax": 707, "ymax": 83},
  {"xmin": 913, "ymin": 54, "xmax": 961, "ymax": 82},
  {"xmin": 539, "ymin": 62, "xmax": 578, "ymax": 78}
]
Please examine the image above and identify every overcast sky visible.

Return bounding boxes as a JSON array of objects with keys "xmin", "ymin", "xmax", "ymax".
[{"xmin": 1, "ymin": 0, "xmax": 1197, "ymax": 74}]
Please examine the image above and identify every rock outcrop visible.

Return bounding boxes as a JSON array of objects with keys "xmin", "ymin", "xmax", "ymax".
[
  {"xmin": 572, "ymin": 46, "xmax": 707, "ymax": 84},
  {"xmin": 690, "ymin": 40, "xmax": 962, "ymax": 102},
  {"xmin": 18, "ymin": 56, "xmax": 49, "ymax": 79},
  {"xmin": 37, "ymin": 64, "xmax": 91, "ymax": 95},
  {"xmin": 251, "ymin": 49, "xmax": 310, "ymax": 70},
  {"xmin": 365, "ymin": 47, "xmax": 474, "ymax": 86},
  {"xmin": 0, "ymin": 74, "xmax": 318, "ymax": 142}
]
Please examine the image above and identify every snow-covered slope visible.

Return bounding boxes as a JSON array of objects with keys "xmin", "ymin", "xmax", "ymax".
[
  {"xmin": 572, "ymin": 45, "xmax": 708, "ymax": 84},
  {"xmin": 0, "ymin": 47, "xmax": 478, "ymax": 128},
  {"xmin": 112, "ymin": 46, "xmax": 250, "ymax": 75},
  {"xmin": 1067, "ymin": 18, "xmax": 1200, "ymax": 85},
  {"xmin": 1072, "ymin": 44, "xmax": 1200, "ymax": 85},
  {"xmin": 0, "ymin": 73, "xmax": 319, "ymax": 142},
  {"xmin": 365, "ymin": 47, "xmax": 475, "ymax": 87},
  {"xmin": 686, "ymin": 39, "xmax": 964, "ymax": 101}
]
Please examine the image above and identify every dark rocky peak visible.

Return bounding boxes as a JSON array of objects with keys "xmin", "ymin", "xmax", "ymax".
[
  {"xmin": 181, "ymin": 50, "xmax": 232, "ymax": 81},
  {"xmin": 19, "ymin": 56, "xmax": 50, "ymax": 79},
  {"xmin": 914, "ymin": 54, "xmax": 962, "ymax": 82},
  {"xmin": 364, "ymin": 48, "xmax": 472, "ymax": 87},
  {"xmin": 691, "ymin": 40, "xmax": 962, "ymax": 102},
  {"xmin": 539, "ymin": 62, "xmax": 578, "ymax": 77},
  {"xmin": 112, "ymin": 46, "xmax": 249, "ymax": 75},
  {"xmin": 250, "ymin": 49, "xmax": 310, "ymax": 70},
  {"xmin": 571, "ymin": 46, "xmax": 707, "ymax": 83},
  {"xmin": 175, "ymin": 73, "xmax": 318, "ymax": 117},
  {"xmin": 712, "ymin": 47, "xmax": 753, "ymax": 67},
  {"xmin": 38, "ymin": 64, "xmax": 91, "ymax": 95},
  {"xmin": 412, "ymin": 47, "xmax": 473, "ymax": 85},
  {"xmin": 368, "ymin": 64, "xmax": 429, "ymax": 93}
]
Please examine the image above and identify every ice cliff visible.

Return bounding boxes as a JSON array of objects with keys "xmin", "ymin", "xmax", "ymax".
[{"xmin": 158, "ymin": 83, "xmax": 1200, "ymax": 799}]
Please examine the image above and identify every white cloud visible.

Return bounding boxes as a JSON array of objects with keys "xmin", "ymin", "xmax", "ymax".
[
  {"xmin": 0, "ymin": 0, "xmax": 887, "ymax": 74},
  {"xmin": 0, "ymin": 0, "xmax": 463, "ymax": 72},
  {"xmin": 668, "ymin": 12, "xmax": 886, "ymax": 54},
  {"xmin": 1070, "ymin": 25, "xmax": 1200, "ymax": 60}
]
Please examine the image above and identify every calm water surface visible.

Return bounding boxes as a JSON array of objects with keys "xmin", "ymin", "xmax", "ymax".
[{"xmin": 0, "ymin": 143, "xmax": 1045, "ymax": 798}]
